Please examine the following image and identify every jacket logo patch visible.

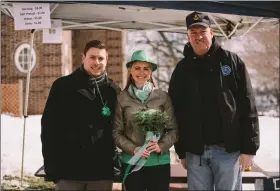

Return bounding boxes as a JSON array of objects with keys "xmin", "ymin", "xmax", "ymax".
[{"xmin": 221, "ymin": 65, "xmax": 231, "ymax": 76}]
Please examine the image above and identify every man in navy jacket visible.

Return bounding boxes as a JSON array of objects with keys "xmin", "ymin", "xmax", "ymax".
[{"xmin": 169, "ymin": 11, "xmax": 260, "ymax": 190}]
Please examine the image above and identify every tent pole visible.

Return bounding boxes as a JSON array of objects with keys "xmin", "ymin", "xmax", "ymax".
[
  {"xmin": 6, "ymin": 7, "xmax": 14, "ymax": 18},
  {"xmin": 50, "ymin": 3, "xmax": 59, "ymax": 13},
  {"xmin": 242, "ymin": 17, "xmax": 263, "ymax": 36},
  {"xmin": 20, "ymin": 29, "xmax": 36, "ymax": 187},
  {"xmin": 227, "ymin": 19, "xmax": 243, "ymax": 38},
  {"xmin": 61, "ymin": 20, "xmax": 125, "ymax": 32},
  {"xmin": 0, "ymin": 7, "xmax": 12, "ymax": 17},
  {"xmin": 208, "ymin": 14, "xmax": 229, "ymax": 39},
  {"xmin": 62, "ymin": 21, "xmax": 123, "ymax": 29}
]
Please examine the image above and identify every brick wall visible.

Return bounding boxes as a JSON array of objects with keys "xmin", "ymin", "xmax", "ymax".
[
  {"xmin": 1, "ymin": 80, "xmax": 23, "ymax": 117},
  {"xmin": 72, "ymin": 30, "xmax": 124, "ymax": 87},
  {"xmin": 1, "ymin": 13, "xmax": 124, "ymax": 115},
  {"xmin": 1, "ymin": 13, "xmax": 62, "ymax": 115}
]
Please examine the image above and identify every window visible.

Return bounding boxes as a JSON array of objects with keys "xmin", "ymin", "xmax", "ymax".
[{"xmin": 14, "ymin": 43, "xmax": 36, "ymax": 73}]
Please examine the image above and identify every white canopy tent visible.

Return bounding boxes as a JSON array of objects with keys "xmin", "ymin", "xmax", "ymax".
[{"xmin": 1, "ymin": 2, "xmax": 279, "ymax": 39}]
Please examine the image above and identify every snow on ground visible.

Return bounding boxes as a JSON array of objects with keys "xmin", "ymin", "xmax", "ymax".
[
  {"xmin": 1, "ymin": 115, "xmax": 279, "ymax": 178},
  {"xmin": 253, "ymin": 116, "xmax": 279, "ymax": 175},
  {"xmin": 1, "ymin": 115, "xmax": 43, "ymax": 177}
]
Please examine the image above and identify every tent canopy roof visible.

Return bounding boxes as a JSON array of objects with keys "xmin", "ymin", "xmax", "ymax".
[{"xmin": 1, "ymin": 1, "xmax": 279, "ymax": 38}]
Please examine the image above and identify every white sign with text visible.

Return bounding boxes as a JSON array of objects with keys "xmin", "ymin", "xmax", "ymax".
[
  {"xmin": 43, "ymin": 19, "xmax": 63, "ymax": 44},
  {"xmin": 13, "ymin": 3, "xmax": 51, "ymax": 30}
]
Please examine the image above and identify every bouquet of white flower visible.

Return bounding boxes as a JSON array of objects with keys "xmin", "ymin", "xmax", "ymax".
[{"xmin": 122, "ymin": 108, "xmax": 169, "ymax": 183}]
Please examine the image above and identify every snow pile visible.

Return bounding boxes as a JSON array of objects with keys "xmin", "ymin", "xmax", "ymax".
[{"xmin": 1, "ymin": 115, "xmax": 279, "ymax": 178}]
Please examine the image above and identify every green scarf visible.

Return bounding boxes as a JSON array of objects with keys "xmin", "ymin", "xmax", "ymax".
[{"xmin": 128, "ymin": 82, "xmax": 153, "ymax": 103}]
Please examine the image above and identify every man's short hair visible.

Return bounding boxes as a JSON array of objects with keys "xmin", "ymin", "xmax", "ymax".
[{"xmin": 83, "ymin": 40, "xmax": 106, "ymax": 55}]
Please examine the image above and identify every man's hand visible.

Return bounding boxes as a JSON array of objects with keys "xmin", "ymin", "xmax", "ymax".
[
  {"xmin": 180, "ymin": 158, "xmax": 187, "ymax": 170},
  {"xmin": 240, "ymin": 154, "xmax": 254, "ymax": 171},
  {"xmin": 146, "ymin": 141, "xmax": 161, "ymax": 154}
]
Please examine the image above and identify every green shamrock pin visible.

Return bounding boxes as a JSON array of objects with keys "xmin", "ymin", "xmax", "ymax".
[{"xmin": 101, "ymin": 106, "xmax": 111, "ymax": 116}]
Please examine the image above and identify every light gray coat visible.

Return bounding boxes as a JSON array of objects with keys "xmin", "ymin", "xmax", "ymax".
[{"xmin": 113, "ymin": 88, "xmax": 178, "ymax": 156}]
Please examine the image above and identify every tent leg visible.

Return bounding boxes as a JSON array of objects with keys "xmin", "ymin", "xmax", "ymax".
[{"xmin": 20, "ymin": 29, "xmax": 37, "ymax": 188}]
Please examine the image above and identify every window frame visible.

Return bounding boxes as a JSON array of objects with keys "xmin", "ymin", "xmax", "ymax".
[{"xmin": 14, "ymin": 43, "xmax": 37, "ymax": 73}]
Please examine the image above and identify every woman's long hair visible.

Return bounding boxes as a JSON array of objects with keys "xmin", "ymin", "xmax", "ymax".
[{"xmin": 124, "ymin": 68, "xmax": 156, "ymax": 90}]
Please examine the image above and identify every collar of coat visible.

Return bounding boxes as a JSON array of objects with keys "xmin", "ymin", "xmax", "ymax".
[
  {"xmin": 123, "ymin": 88, "xmax": 162, "ymax": 105},
  {"xmin": 71, "ymin": 65, "xmax": 120, "ymax": 100}
]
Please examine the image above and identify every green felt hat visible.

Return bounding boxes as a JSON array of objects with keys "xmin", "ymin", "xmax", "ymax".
[{"xmin": 126, "ymin": 50, "xmax": 157, "ymax": 71}]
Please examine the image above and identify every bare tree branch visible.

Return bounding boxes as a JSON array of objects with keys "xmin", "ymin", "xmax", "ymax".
[
  {"xmin": 174, "ymin": 47, "xmax": 184, "ymax": 55},
  {"xmin": 153, "ymin": 75, "xmax": 169, "ymax": 84},
  {"xmin": 159, "ymin": 32, "xmax": 179, "ymax": 65},
  {"xmin": 149, "ymin": 43, "xmax": 171, "ymax": 58}
]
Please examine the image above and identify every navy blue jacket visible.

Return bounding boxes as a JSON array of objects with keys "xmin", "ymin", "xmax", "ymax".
[{"xmin": 168, "ymin": 40, "xmax": 260, "ymax": 158}]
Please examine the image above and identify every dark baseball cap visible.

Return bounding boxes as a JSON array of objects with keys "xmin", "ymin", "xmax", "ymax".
[{"xmin": 186, "ymin": 11, "xmax": 211, "ymax": 29}]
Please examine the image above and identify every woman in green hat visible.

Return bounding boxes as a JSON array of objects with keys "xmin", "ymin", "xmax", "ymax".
[{"xmin": 113, "ymin": 50, "xmax": 178, "ymax": 191}]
